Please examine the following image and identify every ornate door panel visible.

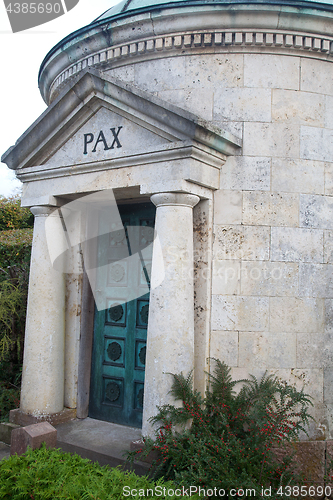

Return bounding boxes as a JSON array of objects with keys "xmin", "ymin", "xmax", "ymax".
[{"xmin": 89, "ymin": 202, "xmax": 155, "ymax": 427}]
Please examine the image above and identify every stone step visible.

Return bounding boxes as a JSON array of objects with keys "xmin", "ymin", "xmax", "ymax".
[{"xmin": 54, "ymin": 417, "xmax": 149, "ymax": 475}]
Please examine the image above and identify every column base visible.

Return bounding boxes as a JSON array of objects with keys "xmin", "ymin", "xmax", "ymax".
[{"xmin": 9, "ymin": 408, "xmax": 76, "ymax": 426}]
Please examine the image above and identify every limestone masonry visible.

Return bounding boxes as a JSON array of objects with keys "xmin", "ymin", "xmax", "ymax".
[{"xmin": 2, "ymin": 0, "xmax": 333, "ymax": 440}]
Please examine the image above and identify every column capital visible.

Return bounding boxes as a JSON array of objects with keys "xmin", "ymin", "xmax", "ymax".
[
  {"xmin": 150, "ymin": 193, "xmax": 200, "ymax": 209},
  {"xmin": 30, "ymin": 206, "xmax": 58, "ymax": 218}
]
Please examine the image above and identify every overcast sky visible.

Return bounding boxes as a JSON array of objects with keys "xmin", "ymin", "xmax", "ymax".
[{"xmin": 0, "ymin": 0, "xmax": 118, "ymax": 197}]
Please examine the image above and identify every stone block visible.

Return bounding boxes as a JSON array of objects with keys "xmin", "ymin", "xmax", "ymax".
[
  {"xmin": 323, "ymin": 368, "xmax": 333, "ymax": 404},
  {"xmin": 241, "ymin": 261, "xmax": 298, "ymax": 296},
  {"xmin": 212, "ymin": 120, "xmax": 243, "ymax": 140},
  {"xmin": 299, "ymin": 263, "xmax": 333, "ymax": 298},
  {"xmin": 300, "ymin": 126, "xmax": 333, "ymax": 162},
  {"xmin": 325, "ymin": 299, "xmax": 333, "ymax": 333},
  {"xmin": 212, "ymin": 260, "xmax": 241, "ymax": 295},
  {"xmin": 210, "ymin": 331, "xmax": 238, "ymax": 366},
  {"xmin": 301, "ymin": 58, "xmax": 333, "ymax": 95},
  {"xmin": 244, "ymin": 54, "xmax": 299, "ymax": 90},
  {"xmin": 214, "ymin": 189, "xmax": 242, "ymax": 224},
  {"xmin": 325, "ymin": 162, "xmax": 333, "ymax": 196},
  {"xmin": 134, "ymin": 57, "xmax": 185, "ymax": 92},
  {"xmin": 0, "ymin": 422, "xmax": 20, "ymax": 445},
  {"xmin": 103, "ymin": 65, "xmax": 135, "ymax": 84},
  {"xmin": 271, "ymin": 227, "xmax": 323, "ymax": 263},
  {"xmin": 238, "ymin": 331, "xmax": 296, "ymax": 369},
  {"xmin": 221, "ymin": 156, "xmax": 271, "ymax": 191},
  {"xmin": 157, "ymin": 88, "xmax": 213, "ymax": 121},
  {"xmin": 272, "ymin": 89, "xmax": 325, "ymax": 126},
  {"xmin": 272, "ymin": 441, "xmax": 325, "ymax": 485},
  {"xmin": 213, "ymin": 88, "xmax": 271, "ymax": 122},
  {"xmin": 10, "ymin": 422, "xmax": 57, "ymax": 456},
  {"xmin": 324, "ymin": 230, "xmax": 333, "ymax": 263},
  {"xmin": 325, "ymin": 95, "xmax": 333, "ymax": 129},
  {"xmin": 9, "ymin": 407, "xmax": 76, "ymax": 426},
  {"xmin": 213, "ymin": 225, "xmax": 270, "ymax": 261},
  {"xmin": 211, "ymin": 295, "xmax": 269, "ymax": 332},
  {"xmin": 271, "ymin": 158, "xmax": 324, "ymax": 195},
  {"xmin": 270, "ymin": 297, "xmax": 324, "ymax": 333},
  {"xmin": 185, "ymin": 54, "xmax": 244, "ymax": 90},
  {"xmin": 296, "ymin": 332, "xmax": 325, "ymax": 369},
  {"xmin": 243, "ymin": 122, "xmax": 299, "ymax": 158},
  {"xmin": 300, "ymin": 194, "xmax": 333, "ymax": 229},
  {"xmin": 242, "ymin": 191, "xmax": 299, "ymax": 226}
]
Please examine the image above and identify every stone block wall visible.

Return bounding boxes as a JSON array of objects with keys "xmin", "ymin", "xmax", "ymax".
[{"xmin": 102, "ymin": 49, "xmax": 333, "ymax": 439}]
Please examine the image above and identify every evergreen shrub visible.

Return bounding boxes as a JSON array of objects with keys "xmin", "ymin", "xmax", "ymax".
[
  {"xmin": 131, "ymin": 361, "xmax": 314, "ymax": 498},
  {"xmin": 0, "ymin": 445, "xmax": 194, "ymax": 499}
]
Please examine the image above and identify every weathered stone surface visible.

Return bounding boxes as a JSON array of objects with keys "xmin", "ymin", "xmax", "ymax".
[
  {"xmin": 296, "ymin": 332, "xmax": 325, "ymax": 369},
  {"xmin": 300, "ymin": 194, "xmax": 333, "ymax": 229},
  {"xmin": 242, "ymin": 191, "xmax": 299, "ymax": 226},
  {"xmin": 9, "ymin": 408, "xmax": 76, "ymax": 427},
  {"xmin": 300, "ymin": 126, "xmax": 333, "ymax": 162},
  {"xmin": 211, "ymin": 295, "xmax": 269, "ymax": 332},
  {"xmin": 272, "ymin": 89, "xmax": 325, "ymax": 126},
  {"xmin": 210, "ymin": 331, "xmax": 238, "ymax": 366},
  {"xmin": 243, "ymin": 122, "xmax": 299, "ymax": 158},
  {"xmin": 214, "ymin": 190, "xmax": 242, "ymax": 225},
  {"xmin": 238, "ymin": 331, "xmax": 296, "ymax": 369},
  {"xmin": 299, "ymin": 263, "xmax": 333, "ymax": 298},
  {"xmin": 157, "ymin": 88, "xmax": 213, "ymax": 121},
  {"xmin": 270, "ymin": 297, "xmax": 324, "ymax": 333},
  {"xmin": 213, "ymin": 225, "xmax": 270, "ymax": 261},
  {"xmin": 244, "ymin": 54, "xmax": 300, "ymax": 90},
  {"xmin": 271, "ymin": 158, "xmax": 325, "ymax": 194},
  {"xmin": 241, "ymin": 261, "xmax": 298, "ymax": 296},
  {"xmin": 213, "ymin": 88, "xmax": 271, "ymax": 122},
  {"xmin": 301, "ymin": 57, "xmax": 333, "ymax": 96},
  {"xmin": 220, "ymin": 156, "xmax": 271, "ymax": 191},
  {"xmin": 271, "ymin": 227, "xmax": 323, "ymax": 263},
  {"xmin": 212, "ymin": 260, "xmax": 241, "ymax": 295},
  {"xmin": 185, "ymin": 54, "xmax": 244, "ymax": 90},
  {"xmin": 10, "ymin": 422, "xmax": 57, "ymax": 456},
  {"xmin": 324, "ymin": 162, "xmax": 333, "ymax": 195}
]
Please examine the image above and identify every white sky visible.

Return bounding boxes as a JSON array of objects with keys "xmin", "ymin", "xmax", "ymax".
[{"xmin": 0, "ymin": 0, "xmax": 119, "ymax": 197}]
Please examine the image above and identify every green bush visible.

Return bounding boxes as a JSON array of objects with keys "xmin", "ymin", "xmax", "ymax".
[
  {"xmin": 130, "ymin": 361, "xmax": 313, "ymax": 499},
  {"xmin": 0, "ymin": 229, "xmax": 33, "ymax": 269},
  {"xmin": 0, "ymin": 196, "xmax": 33, "ymax": 231},
  {"xmin": 0, "ymin": 445, "xmax": 197, "ymax": 499}
]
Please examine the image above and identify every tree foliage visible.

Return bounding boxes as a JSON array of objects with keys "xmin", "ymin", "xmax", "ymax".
[{"xmin": 0, "ymin": 195, "xmax": 33, "ymax": 231}]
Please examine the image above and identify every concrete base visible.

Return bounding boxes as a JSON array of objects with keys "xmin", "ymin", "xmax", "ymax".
[
  {"xmin": 10, "ymin": 422, "xmax": 57, "ymax": 456},
  {"xmin": 0, "ymin": 442, "xmax": 10, "ymax": 461},
  {"xmin": 55, "ymin": 417, "xmax": 149, "ymax": 475},
  {"xmin": 9, "ymin": 408, "xmax": 76, "ymax": 426},
  {"xmin": 0, "ymin": 423, "xmax": 20, "ymax": 445}
]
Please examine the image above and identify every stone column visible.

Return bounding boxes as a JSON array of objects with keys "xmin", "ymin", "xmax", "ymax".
[
  {"xmin": 20, "ymin": 206, "xmax": 66, "ymax": 416},
  {"xmin": 142, "ymin": 193, "xmax": 200, "ymax": 436}
]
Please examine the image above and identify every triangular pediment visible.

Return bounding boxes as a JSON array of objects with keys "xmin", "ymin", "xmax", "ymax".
[{"xmin": 2, "ymin": 69, "xmax": 241, "ymax": 171}]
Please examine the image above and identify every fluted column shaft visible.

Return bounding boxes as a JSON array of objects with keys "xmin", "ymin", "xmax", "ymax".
[
  {"xmin": 142, "ymin": 193, "xmax": 200, "ymax": 436},
  {"xmin": 20, "ymin": 206, "xmax": 65, "ymax": 416}
]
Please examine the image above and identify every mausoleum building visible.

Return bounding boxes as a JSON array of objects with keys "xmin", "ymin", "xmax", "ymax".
[{"xmin": 2, "ymin": 0, "xmax": 333, "ymax": 441}]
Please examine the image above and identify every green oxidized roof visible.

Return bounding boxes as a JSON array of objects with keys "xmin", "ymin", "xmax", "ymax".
[{"xmin": 94, "ymin": 0, "xmax": 333, "ymax": 22}]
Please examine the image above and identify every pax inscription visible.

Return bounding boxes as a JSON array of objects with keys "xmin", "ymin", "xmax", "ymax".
[{"xmin": 83, "ymin": 127, "xmax": 123, "ymax": 155}]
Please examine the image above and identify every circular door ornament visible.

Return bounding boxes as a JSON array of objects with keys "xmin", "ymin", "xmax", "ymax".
[
  {"xmin": 109, "ymin": 303, "xmax": 124, "ymax": 322},
  {"xmin": 141, "ymin": 226, "xmax": 154, "ymax": 243},
  {"xmin": 106, "ymin": 382, "xmax": 120, "ymax": 402},
  {"xmin": 139, "ymin": 346, "xmax": 146, "ymax": 365},
  {"xmin": 140, "ymin": 304, "xmax": 149, "ymax": 324},
  {"xmin": 110, "ymin": 263, "xmax": 125, "ymax": 282},
  {"xmin": 107, "ymin": 341, "xmax": 122, "ymax": 361},
  {"xmin": 111, "ymin": 228, "xmax": 125, "ymax": 244}
]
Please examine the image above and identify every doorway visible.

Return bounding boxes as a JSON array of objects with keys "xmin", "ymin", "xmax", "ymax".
[{"xmin": 89, "ymin": 202, "xmax": 156, "ymax": 427}]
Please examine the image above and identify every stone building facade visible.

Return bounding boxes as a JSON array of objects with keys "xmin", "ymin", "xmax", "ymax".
[{"xmin": 2, "ymin": 0, "xmax": 333, "ymax": 440}]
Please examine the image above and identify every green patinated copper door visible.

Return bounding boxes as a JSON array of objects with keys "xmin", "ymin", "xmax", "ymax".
[{"xmin": 89, "ymin": 202, "xmax": 155, "ymax": 427}]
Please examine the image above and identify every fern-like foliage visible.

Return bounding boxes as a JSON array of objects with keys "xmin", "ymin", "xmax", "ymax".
[{"xmin": 129, "ymin": 360, "xmax": 314, "ymax": 499}]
